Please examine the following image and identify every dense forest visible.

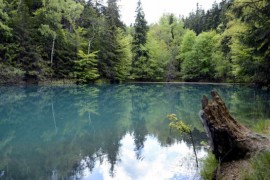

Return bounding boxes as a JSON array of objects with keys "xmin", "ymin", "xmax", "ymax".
[{"xmin": 0, "ymin": 0, "xmax": 269, "ymax": 87}]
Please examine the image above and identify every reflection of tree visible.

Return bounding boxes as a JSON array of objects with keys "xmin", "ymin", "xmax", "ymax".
[
  {"xmin": 0, "ymin": 84, "xmax": 269, "ymax": 178},
  {"xmin": 130, "ymin": 85, "xmax": 149, "ymax": 159},
  {"xmin": 94, "ymin": 85, "xmax": 131, "ymax": 176},
  {"xmin": 226, "ymin": 87, "xmax": 270, "ymax": 125},
  {"xmin": 0, "ymin": 85, "xmax": 102, "ymax": 178},
  {"xmin": 107, "ymin": 141, "xmax": 121, "ymax": 177}
]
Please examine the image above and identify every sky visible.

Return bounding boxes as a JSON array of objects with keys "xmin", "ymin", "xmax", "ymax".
[{"xmin": 118, "ymin": 0, "xmax": 222, "ymax": 25}]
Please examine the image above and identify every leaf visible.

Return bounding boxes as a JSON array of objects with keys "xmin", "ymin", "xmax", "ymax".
[{"xmin": 167, "ymin": 114, "xmax": 191, "ymax": 134}]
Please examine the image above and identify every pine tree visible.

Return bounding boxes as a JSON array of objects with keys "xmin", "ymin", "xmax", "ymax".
[
  {"xmin": 230, "ymin": 0, "xmax": 270, "ymax": 86},
  {"xmin": 0, "ymin": 0, "xmax": 13, "ymax": 63},
  {"xmin": 98, "ymin": 0, "xmax": 128, "ymax": 82},
  {"xmin": 132, "ymin": 0, "xmax": 149, "ymax": 80},
  {"xmin": 184, "ymin": 3, "xmax": 205, "ymax": 35},
  {"xmin": 12, "ymin": 0, "xmax": 44, "ymax": 82},
  {"xmin": 0, "ymin": 0, "xmax": 12, "ymax": 40}
]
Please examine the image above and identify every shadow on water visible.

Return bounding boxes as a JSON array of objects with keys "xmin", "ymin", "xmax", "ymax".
[{"xmin": 0, "ymin": 83, "xmax": 269, "ymax": 179}]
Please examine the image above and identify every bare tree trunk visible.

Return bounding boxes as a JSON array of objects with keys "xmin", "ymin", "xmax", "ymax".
[
  {"xmin": 51, "ymin": 33, "xmax": 56, "ymax": 68},
  {"xmin": 87, "ymin": 39, "xmax": 93, "ymax": 60},
  {"xmin": 199, "ymin": 91, "xmax": 270, "ymax": 161},
  {"xmin": 87, "ymin": 23, "xmax": 96, "ymax": 60}
]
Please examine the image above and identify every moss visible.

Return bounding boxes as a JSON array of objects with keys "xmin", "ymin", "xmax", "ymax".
[
  {"xmin": 200, "ymin": 152, "xmax": 218, "ymax": 180},
  {"xmin": 241, "ymin": 151, "xmax": 270, "ymax": 180}
]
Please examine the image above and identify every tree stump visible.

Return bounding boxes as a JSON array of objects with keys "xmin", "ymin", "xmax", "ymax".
[{"xmin": 199, "ymin": 91, "xmax": 270, "ymax": 161}]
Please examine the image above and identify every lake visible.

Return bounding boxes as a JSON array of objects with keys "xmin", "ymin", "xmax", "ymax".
[{"xmin": 0, "ymin": 83, "xmax": 269, "ymax": 179}]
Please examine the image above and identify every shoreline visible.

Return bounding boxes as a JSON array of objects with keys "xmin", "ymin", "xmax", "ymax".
[
  {"xmin": 0, "ymin": 80, "xmax": 255, "ymax": 87},
  {"xmin": 126, "ymin": 81, "xmax": 252, "ymax": 85},
  {"xmin": 0, "ymin": 76, "xmax": 253, "ymax": 85}
]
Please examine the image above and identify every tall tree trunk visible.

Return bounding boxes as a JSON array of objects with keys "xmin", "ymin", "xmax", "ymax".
[
  {"xmin": 199, "ymin": 91, "xmax": 270, "ymax": 161},
  {"xmin": 51, "ymin": 33, "xmax": 56, "ymax": 68},
  {"xmin": 87, "ymin": 38, "xmax": 93, "ymax": 60}
]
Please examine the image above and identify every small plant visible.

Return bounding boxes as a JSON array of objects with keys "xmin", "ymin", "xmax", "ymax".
[
  {"xmin": 167, "ymin": 114, "xmax": 198, "ymax": 167},
  {"xmin": 200, "ymin": 153, "xmax": 218, "ymax": 180},
  {"xmin": 167, "ymin": 114, "xmax": 191, "ymax": 134}
]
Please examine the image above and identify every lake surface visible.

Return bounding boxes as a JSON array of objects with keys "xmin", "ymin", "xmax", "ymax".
[{"xmin": 0, "ymin": 83, "xmax": 270, "ymax": 179}]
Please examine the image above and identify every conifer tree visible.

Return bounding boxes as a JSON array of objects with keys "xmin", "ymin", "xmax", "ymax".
[
  {"xmin": 98, "ymin": 0, "xmax": 129, "ymax": 82},
  {"xmin": 132, "ymin": 0, "xmax": 149, "ymax": 80}
]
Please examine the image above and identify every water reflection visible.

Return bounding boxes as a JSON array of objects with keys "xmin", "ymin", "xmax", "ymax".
[
  {"xmin": 73, "ymin": 134, "xmax": 206, "ymax": 180},
  {"xmin": 0, "ymin": 83, "xmax": 269, "ymax": 179}
]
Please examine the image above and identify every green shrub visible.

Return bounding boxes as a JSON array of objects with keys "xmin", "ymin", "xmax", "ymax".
[
  {"xmin": 0, "ymin": 63, "xmax": 24, "ymax": 83},
  {"xmin": 201, "ymin": 152, "xmax": 218, "ymax": 180}
]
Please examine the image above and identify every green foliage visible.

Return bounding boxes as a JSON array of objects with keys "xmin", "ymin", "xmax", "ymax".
[
  {"xmin": 0, "ymin": 63, "xmax": 24, "ymax": 83},
  {"xmin": 145, "ymin": 24, "xmax": 170, "ymax": 80},
  {"xmin": 74, "ymin": 50, "xmax": 99, "ymax": 83},
  {"xmin": 0, "ymin": 0, "xmax": 270, "ymax": 86},
  {"xmin": 167, "ymin": 113, "xmax": 199, "ymax": 168},
  {"xmin": 242, "ymin": 152, "xmax": 270, "ymax": 180},
  {"xmin": 184, "ymin": 3, "xmax": 206, "ymax": 35},
  {"xmin": 181, "ymin": 0, "xmax": 270, "ymax": 86},
  {"xmin": 181, "ymin": 31, "xmax": 217, "ymax": 81},
  {"xmin": 0, "ymin": 0, "xmax": 130, "ymax": 83},
  {"xmin": 180, "ymin": 30, "xmax": 196, "ymax": 58},
  {"xmin": 146, "ymin": 35, "xmax": 168, "ymax": 80},
  {"xmin": 132, "ymin": 14, "xmax": 186, "ymax": 81},
  {"xmin": 212, "ymin": 34, "xmax": 233, "ymax": 81},
  {"xmin": 0, "ymin": 0, "xmax": 12, "ymax": 40},
  {"xmin": 228, "ymin": 0, "xmax": 270, "ymax": 86},
  {"xmin": 184, "ymin": 1, "xmax": 230, "ymax": 34},
  {"xmin": 132, "ymin": 0, "xmax": 148, "ymax": 46},
  {"xmin": 97, "ymin": 0, "xmax": 127, "ymax": 81},
  {"xmin": 131, "ymin": 0, "xmax": 149, "ymax": 80},
  {"xmin": 223, "ymin": 19, "xmax": 259, "ymax": 83},
  {"xmin": 167, "ymin": 114, "xmax": 191, "ymax": 134},
  {"xmin": 131, "ymin": 50, "xmax": 149, "ymax": 80},
  {"xmin": 200, "ymin": 152, "xmax": 218, "ymax": 180},
  {"xmin": 114, "ymin": 28, "xmax": 132, "ymax": 81},
  {"xmin": 131, "ymin": 13, "xmax": 183, "ymax": 81}
]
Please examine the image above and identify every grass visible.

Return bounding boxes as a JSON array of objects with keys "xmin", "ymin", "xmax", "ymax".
[
  {"xmin": 200, "ymin": 152, "xmax": 218, "ymax": 180},
  {"xmin": 241, "ymin": 151, "xmax": 270, "ymax": 180},
  {"xmin": 251, "ymin": 120, "xmax": 270, "ymax": 135}
]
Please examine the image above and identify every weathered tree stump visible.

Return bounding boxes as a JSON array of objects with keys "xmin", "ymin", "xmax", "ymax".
[{"xmin": 200, "ymin": 91, "xmax": 270, "ymax": 161}]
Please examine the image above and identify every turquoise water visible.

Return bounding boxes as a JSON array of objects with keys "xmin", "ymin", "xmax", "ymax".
[{"xmin": 0, "ymin": 83, "xmax": 269, "ymax": 179}]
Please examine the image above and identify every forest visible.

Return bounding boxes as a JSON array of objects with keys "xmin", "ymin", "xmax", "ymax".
[{"xmin": 0, "ymin": 0, "xmax": 270, "ymax": 87}]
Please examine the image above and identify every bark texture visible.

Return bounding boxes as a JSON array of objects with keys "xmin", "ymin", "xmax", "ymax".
[{"xmin": 200, "ymin": 91, "xmax": 270, "ymax": 161}]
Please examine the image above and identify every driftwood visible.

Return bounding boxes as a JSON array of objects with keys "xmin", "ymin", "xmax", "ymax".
[{"xmin": 199, "ymin": 91, "xmax": 270, "ymax": 161}]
